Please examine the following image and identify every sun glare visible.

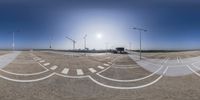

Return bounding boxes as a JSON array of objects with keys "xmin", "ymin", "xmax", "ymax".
[{"xmin": 96, "ymin": 33, "xmax": 102, "ymax": 39}]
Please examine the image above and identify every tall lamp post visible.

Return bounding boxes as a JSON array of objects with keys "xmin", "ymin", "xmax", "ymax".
[
  {"xmin": 12, "ymin": 32, "xmax": 15, "ymax": 51},
  {"xmin": 12, "ymin": 29, "xmax": 21, "ymax": 51},
  {"xmin": 130, "ymin": 27, "xmax": 147, "ymax": 60}
]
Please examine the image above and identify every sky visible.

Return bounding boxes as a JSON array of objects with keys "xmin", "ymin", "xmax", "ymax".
[{"xmin": 0, "ymin": 0, "xmax": 200, "ymax": 50}]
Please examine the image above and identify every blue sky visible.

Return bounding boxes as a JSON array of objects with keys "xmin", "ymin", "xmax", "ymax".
[{"xmin": 0, "ymin": 0, "xmax": 200, "ymax": 50}]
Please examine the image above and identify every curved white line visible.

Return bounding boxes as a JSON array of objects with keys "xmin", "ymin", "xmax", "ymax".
[
  {"xmin": 112, "ymin": 64, "xmax": 139, "ymax": 67},
  {"xmin": 96, "ymin": 58, "xmax": 168, "ymax": 82},
  {"xmin": 191, "ymin": 64, "xmax": 200, "ymax": 70},
  {"xmin": 55, "ymin": 73, "xmax": 89, "ymax": 78},
  {"xmin": 177, "ymin": 57, "xmax": 180, "ymax": 63},
  {"xmin": 0, "ymin": 73, "xmax": 55, "ymax": 82},
  {"xmin": 37, "ymin": 62, "xmax": 49, "ymax": 70},
  {"xmin": 0, "ymin": 69, "xmax": 49, "ymax": 76},
  {"xmin": 112, "ymin": 66, "xmax": 139, "ymax": 69},
  {"xmin": 96, "ymin": 65, "xmax": 164, "ymax": 82},
  {"xmin": 97, "ymin": 66, "xmax": 112, "ymax": 74},
  {"xmin": 187, "ymin": 65, "xmax": 200, "ymax": 77},
  {"xmin": 192, "ymin": 61, "xmax": 200, "ymax": 65},
  {"xmin": 179, "ymin": 56, "xmax": 183, "ymax": 63},
  {"xmin": 89, "ymin": 66, "xmax": 168, "ymax": 89},
  {"xmin": 0, "ymin": 60, "xmax": 49, "ymax": 76}
]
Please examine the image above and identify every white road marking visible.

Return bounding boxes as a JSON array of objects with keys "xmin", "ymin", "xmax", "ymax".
[
  {"xmin": 113, "ymin": 64, "xmax": 135, "ymax": 67},
  {"xmin": 187, "ymin": 65, "xmax": 200, "ymax": 76},
  {"xmin": 33, "ymin": 57, "xmax": 39, "ymax": 59},
  {"xmin": 97, "ymin": 64, "xmax": 165, "ymax": 82},
  {"xmin": 89, "ymin": 66, "xmax": 169, "ymax": 90},
  {"xmin": 77, "ymin": 69, "xmax": 84, "ymax": 75},
  {"xmin": 88, "ymin": 68, "xmax": 97, "ymax": 73},
  {"xmin": 104, "ymin": 64, "xmax": 109, "ymax": 66},
  {"xmin": 55, "ymin": 73, "xmax": 89, "ymax": 78},
  {"xmin": 34, "ymin": 57, "xmax": 41, "ymax": 61},
  {"xmin": 164, "ymin": 57, "xmax": 169, "ymax": 63},
  {"xmin": 179, "ymin": 56, "xmax": 183, "ymax": 63},
  {"xmin": 108, "ymin": 62, "xmax": 112, "ymax": 64},
  {"xmin": 192, "ymin": 60, "xmax": 200, "ymax": 65},
  {"xmin": 50, "ymin": 65, "xmax": 58, "ymax": 70},
  {"xmin": 177, "ymin": 57, "xmax": 180, "ymax": 63},
  {"xmin": 97, "ymin": 66, "xmax": 105, "ymax": 69},
  {"xmin": 193, "ymin": 64, "xmax": 200, "ymax": 70},
  {"xmin": 35, "ymin": 57, "xmax": 40, "ymax": 59},
  {"xmin": 61, "ymin": 68, "xmax": 69, "ymax": 74},
  {"xmin": 106, "ymin": 57, "xmax": 110, "ymax": 59},
  {"xmin": 0, "ymin": 72, "xmax": 88, "ymax": 83},
  {"xmin": 113, "ymin": 66, "xmax": 139, "ymax": 69},
  {"xmin": 0, "ymin": 54, "xmax": 50, "ymax": 76},
  {"xmin": 0, "ymin": 73, "xmax": 55, "ymax": 83},
  {"xmin": 111, "ymin": 64, "xmax": 140, "ymax": 69},
  {"xmin": 43, "ymin": 63, "xmax": 50, "ymax": 66},
  {"xmin": 0, "ymin": 51, "xmax": 21, "ymax": 68},
  {"xmin": 0, "ymin": 68, "xmax": 49, "ymax": 76},
  {"xmin": 39, "ymin": 60, "xmax": 45, "ymax": 63}
]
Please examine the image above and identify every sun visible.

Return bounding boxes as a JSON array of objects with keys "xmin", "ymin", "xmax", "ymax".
[{"xmin": 96, "ymin": 33, "xmax": 102, "ymax": 39}]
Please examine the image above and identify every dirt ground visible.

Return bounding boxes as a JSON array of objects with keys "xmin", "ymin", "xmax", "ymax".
[
  {"xmin": 0, "ymin": 51, "xmax": 10, "ymax": 56},
  {"xmin": 0, "ymin": 51, "xmax": 200, "ymax": 100}
]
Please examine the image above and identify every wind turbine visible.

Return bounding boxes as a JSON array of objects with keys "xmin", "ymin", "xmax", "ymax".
[
  {"xmin": 65, "ymin": 36, "xmax": 76, "ymax": 50},
  {"xmin": 49, "ymin": 36, "xmax": 53, "ymax": 49},
  {"xmin": 83, "ymin": 34, "xmax": 87, "ymax": 50}
]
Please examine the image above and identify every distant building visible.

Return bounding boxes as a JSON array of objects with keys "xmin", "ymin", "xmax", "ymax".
[
  {"xmin": 116, "ymin": 47, "xmax": 124, "ymax": 52},
  {"xmin": 113, "ymin": 47, "xmax": 127, "ymax": 54}
]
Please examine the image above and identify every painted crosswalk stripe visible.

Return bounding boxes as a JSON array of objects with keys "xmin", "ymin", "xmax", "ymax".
[
  {"xmin": 97, "ymin": 66, "xmax": 104, "ymax": 69},
  {"xmin": 61, "ymin": 68, "xmax": 69, "ymax": 74},
  {"xmin": 39, "ymin": 60, "xmax": 45, "ymax": 63},
  {"xmin": 88, "ymin": 68, "xmax": 97, "ymax": 73},
  {"xmin": 34, "ymin": 57, "xmax": 39, "ymax": 59},
  {"xmin": 177, "ymin": 57, "xmax": 180, "ymax": 63},
  {"xmin": 104, "ymin": 64, "xmax": 109, "ymax": 66},
  {"xmin": 50, "ymin": 65, "xmax": 58, "ymax": 70},
  {"xmin": 108, "ymin": 62, "xmax": 112, "ymax": 64},
  {"xmin": 77, "ymin": 69, "xmax": 84, "ymax": 75},
  {"xmin": 43, "ymin": 63, "xmax": 50, "ymax": 66},
  {"xmin": 34, "ymin": 58, "xmax": 41, "ymax": 61}
]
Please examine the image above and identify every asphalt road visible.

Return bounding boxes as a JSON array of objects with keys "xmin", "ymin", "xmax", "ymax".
[{"xmin": 0, "ymin": 51, "xmax": 200, "ymax": 100}]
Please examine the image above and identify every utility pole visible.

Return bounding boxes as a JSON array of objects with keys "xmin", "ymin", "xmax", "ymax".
[
  {"xmin": 65, "ymin": 36, "xmax": 76, "ymax": 50},
  {"xmin": 130, "ymin": 27, "xmax": 147, "ymax": 60}
]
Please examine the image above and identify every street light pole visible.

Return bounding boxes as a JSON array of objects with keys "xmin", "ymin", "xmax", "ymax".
[
  {"xmin": 131, "ymin": 27, "xmax": 147, "ymax": 60},
  {"xmin": 12, "ymin": 32, "xmax": 15, "ymax": 51},
  {"xmin": 140, "ymin": 31, "xmax": 141, "ymax": 60}
]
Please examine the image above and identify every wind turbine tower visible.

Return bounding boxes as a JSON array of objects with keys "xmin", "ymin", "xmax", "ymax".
[{"xmin": 83, "ymin": 34, "xmax": 87, "ymax": 50}]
